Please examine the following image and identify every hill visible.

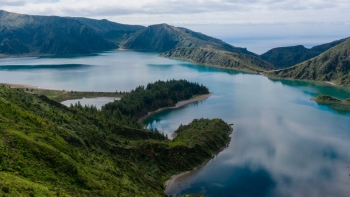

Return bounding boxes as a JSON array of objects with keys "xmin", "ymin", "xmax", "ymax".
[
  {"xmin": 70, "ymin": 17, "xmax": 145, "ymax": 44},
  {"xmin": 0, "ymin": 10, "xmax": 118, "ymax": 56},
  {"xmin": 0, "ymin": 81, "xmax": 232, "ymax": 196},
  {"xmin": 266, "ymin": 38, "xmax": 350, "ymax": 86},
  {"xmin": 260, "ymin": 38, "xmax": 347, "ymax": 68},
  {"xmin": 161, "ymin": 47, "xmax": 274, "ymax": 72},
  {"xmin": 122, "ymin": 23, "xmax": 256, "ymax": 56}
]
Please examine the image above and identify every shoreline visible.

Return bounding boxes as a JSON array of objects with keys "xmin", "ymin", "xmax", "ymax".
[
  {"xmin": 138, "ymin": 92, "xmax": 212, "ymax": 123},
  {"xmin": 1, "ymin": 83, "xmax": 124, "ymax": 102},
  {"xmin": 164, "ymin": 126, "xmax": 233, "ymax": 192}
]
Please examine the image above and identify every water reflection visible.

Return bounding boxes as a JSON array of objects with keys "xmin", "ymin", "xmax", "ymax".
[
  {"xmin": 61, "ymin": 97, "xmax": 120, "ymax": 110},
  {"xmin": 0, "ymin": 64, "xmax": 90, "ymax": 70},
  {"xmin": 0, "ymin": 50, "xmax": 349, "ymax": 197},
  {"xmin": 268, "ymin": 78, "xmax": 350, "ymax": 100}
]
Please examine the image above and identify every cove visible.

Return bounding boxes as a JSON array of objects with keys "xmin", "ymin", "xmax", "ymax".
[{"xmin": 1, "ymin": 50, "xmax": 350, "ymax": 197}]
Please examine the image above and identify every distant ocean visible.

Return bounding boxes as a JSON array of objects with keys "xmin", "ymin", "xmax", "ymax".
[{"xmin": 182, "ymin": 23, "xmax": 350, "ymax": 54}]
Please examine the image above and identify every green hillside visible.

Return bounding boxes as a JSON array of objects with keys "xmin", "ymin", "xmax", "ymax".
[
  {"xmin": 266, "ymin": 38, "xmax": 350, "ymax": 86},
  {"xmin": 0, "ymin": 81, "xmax": 231, "ymax": 196},
  {"xmin": 70, "ymin": 17, "xmax": 145, "ymax": 44},
  {"xmin": 260, "ymin": 38, "xmax": 347, "ymax": 68},
  {"xmin": 0, "ymin": 10, "xmax": 117, "ymax": 56},
  {"xmin": 122, "ymin": 23, "xmax": 256, "ymax": 56},
  {"xmin": 161, "ymin": 47, "xmax": 274, "ymax": 72}
]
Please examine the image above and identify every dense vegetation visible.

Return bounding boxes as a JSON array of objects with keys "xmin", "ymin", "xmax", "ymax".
[
  {"xmin": 260, "ymin": 38, "xmax": 347, "ymax": 68},
  {"xmin": 161, "ymin": 47, "xmax": 274, "ymax": 72},
  {"xmin": 0, "ymin": 80, "xmax": 231, "ymax": 196},
  {"xmin": 266, "ymin": 38, "xmax": 350, "ymax": 86},
  {"xmin": 102, "ymin": 79, "xmax": 209, "ymax": 120}
]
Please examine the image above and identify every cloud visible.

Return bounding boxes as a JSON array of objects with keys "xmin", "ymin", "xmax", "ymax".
[
  {"xmin": 0, "ymin": 0, "xmax": 26, "ymax": 6},
  {"xmin": 0, "ymin": 0, "xmax": 349, "ymax": 25}
]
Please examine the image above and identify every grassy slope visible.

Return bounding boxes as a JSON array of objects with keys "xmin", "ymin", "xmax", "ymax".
[
  {"xmin": 69, "ymin": 17, "xmax": 145, "ymax": 44},
  {"xmin": 161, "ymin": 47, "xmax": 274, "ymax": 72},
  {"xmin": 266, "ymin": 38, "xmax": 350, "ymax": 86},
  {"xmin": 0, "ymin": 85, "xmax": 232, "ymax": 196},
  {"xmin": 260, "ymin": 38, "xmax": 347, "ymax": 68}
]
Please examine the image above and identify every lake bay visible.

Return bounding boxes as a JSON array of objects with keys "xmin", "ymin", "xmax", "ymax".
[{"xmin": 1, "ymin": 50, "xmax": 349, "ymax": 197}]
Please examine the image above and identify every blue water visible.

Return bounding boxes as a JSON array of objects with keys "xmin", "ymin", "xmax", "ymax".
[{"xmin": 1, "ymin": 50, "xmax": 350, "ymax": 197}]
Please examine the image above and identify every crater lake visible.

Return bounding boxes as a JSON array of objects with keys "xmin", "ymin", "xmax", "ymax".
[{"xmin": 1, "ymin": 50, "xmax": 350, "ymax": 197}]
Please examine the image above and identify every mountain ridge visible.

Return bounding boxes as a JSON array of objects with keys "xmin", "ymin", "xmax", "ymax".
[
  {"xmin": 161, "ymin": 47, "xmax": 274, "ymax": 72},
  {"xmin": 260, "ymin": 38, "xmax": 348, "ymax": 68},
  {"xmin": 122, "ymin": 23, "xmax": 257, "ymax": 56},
  {"xmin": 266, "ymin": 38, "xmax": 350, "ymax": 86},
  {"xmin": 0, "ymin": 10, "xmax": 116, "ymax": 55}
]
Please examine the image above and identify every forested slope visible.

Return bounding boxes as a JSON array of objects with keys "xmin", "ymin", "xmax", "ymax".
[{"xmin": 0, "ymin": 80, "xmax": 231, "ymax": 196}]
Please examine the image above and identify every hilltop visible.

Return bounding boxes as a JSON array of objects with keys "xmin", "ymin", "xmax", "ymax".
[
  {"xmin": 260, "ymin": 38, "xmax": 347, "ymax": 69},
  {"xmin": 0, "ymin": 10, "xmax": 118, "ymax": 56},
  {"xmin": 69, "ymin": 17, "xmax": 144, "ymax": 44},
  {"xmin": 266, "ymin": 38, "xmax": 350, "ymax": 86},
  {"xmin": 0, "ymin": 10, "xmax": 274, "ymax": 72},
  {"xmin": 122, "ymin": 23, "xmax": 255, "ymax": 55}
]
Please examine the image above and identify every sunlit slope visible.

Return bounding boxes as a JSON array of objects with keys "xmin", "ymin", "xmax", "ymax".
[{"xmin": 161, "ymin": 47, "xmax": 274, "ymax": 72}]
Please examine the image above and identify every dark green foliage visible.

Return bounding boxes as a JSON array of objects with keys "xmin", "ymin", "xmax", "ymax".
[
  {"xmin": 161, "ymin": 47, "xmax": 274, "ymax": 72},
  {"xmin": 266, "ymin": 38, "xmax": 350, "ymax": 86},
  {"xmin": 125, "ymin": 118, "xmax": 232, "ymax": 182},
  {"xmin": 0, "ymin": 81, "xmax": 229, "ymax": 196},
  {"xmin": 260, "ymin": 38, "xmax": 347, "ymax": 68},
  {"xmin": 1, "ymin": 187, "xmax": 9, "ymax": 193},
  {"xmin": 102, "ymin": 79, "xmax": 209, "ymax": 120}
]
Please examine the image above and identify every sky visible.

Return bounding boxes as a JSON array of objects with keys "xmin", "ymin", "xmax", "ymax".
[{"xmin": 1, "ymin": 0, "xmax": 349, "ymax": 54}]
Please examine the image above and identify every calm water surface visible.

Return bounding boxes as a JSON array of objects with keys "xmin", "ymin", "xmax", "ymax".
[
  {"xmin": 1, "ymin": 50, "xmax": 350, "ymax": 197},
  {"xmin": 61, "ymin": 97, "xmax": 120, "ymax": 110}
]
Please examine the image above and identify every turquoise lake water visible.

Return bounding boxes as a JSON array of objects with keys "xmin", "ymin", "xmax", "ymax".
[{"xmin": 1, "ymin": 50, "xmax": 350, "ymax": 197}]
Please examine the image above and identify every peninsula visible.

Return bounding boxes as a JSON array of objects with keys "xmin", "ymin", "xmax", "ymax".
[
  {"xmin": 0, "ymin": 80, "xmax": 231, "ymax": 196},
  {"xmin": 312, "ymin": 94, "xmax": 350, "ymax": 111}
]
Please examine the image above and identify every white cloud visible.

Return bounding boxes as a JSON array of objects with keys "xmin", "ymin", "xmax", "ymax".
[{"xmin": 0, "ymin": 0, "xmax": 349, "ymax": 26}]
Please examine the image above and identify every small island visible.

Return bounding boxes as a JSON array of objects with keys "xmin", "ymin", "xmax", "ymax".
[{"xmin": 312, "ymin": 94, "xmax": 350, "ymax": 111}]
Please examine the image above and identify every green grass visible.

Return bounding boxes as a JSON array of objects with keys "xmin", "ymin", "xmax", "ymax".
[{"xmin": 0, "ymin": 83, "xmax": 231, "ymax": 196}]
